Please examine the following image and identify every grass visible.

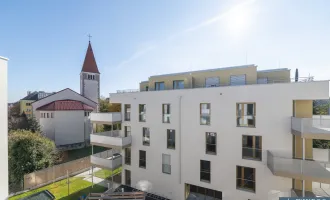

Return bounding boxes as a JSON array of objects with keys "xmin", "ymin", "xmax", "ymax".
[
  {"xmin": 9, "ymin": 177, "xmax": 106, "ymax": 200},
  {"xmin": 93, "ymin": 168, "xmax": 122, "ymax": 179}
]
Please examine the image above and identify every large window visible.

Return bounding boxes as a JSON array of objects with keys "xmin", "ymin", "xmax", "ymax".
[
  {"xmin": 139, "ymin": 150, "xmax": 146, "ymax": 168},
  {"xmin": 125, "ymin": 148, "xmax": 131, "ymax": 165},
  {"xmin": 236, "ymin": 166, "xmax": 256, "ymax": 192},
  {"xmin": 142, "ymin": 127, "xmax": 150, "ymax": 146},
  {"xmin": 155, "ymin": 82, "xmax": 165, "ymax": 91},
  {"xmin": 167, "ymin": 129, "xmax": 175, "ymax": 149},
  {"xmin": 242, "ymin": 135, "xmax": 262, "ymax": 161},
  {"xmin": 173, "ymin": 80, "xmax": 184, "ymax": 89},
  {"xmin": 236, "ymin": 103, "xmax": 255, "ymax": 127},
  {"xmin": 125, "ymin": 170, "xmax": 131, "ymax": 186},
  {"xmin": 162, "ymin": 154, "xmax": 171, "ymax": 174},
  {"xmin": 124, "ymin": 126, "xmax": 131, "ymax": 137},
  {"xmin": 206, "ymin": 132, "xmax": 217, "ymax": 155},
  {"xmin": 139, "ymin": 104, "xmax": 146, "ymax": 122},
  {"xmin": 124, "ymin": 104, "xmax": 131, "ymax": 121},
  {"xmin": 200, "ymin": 160, "xmax": 211, "ymax": 182},
  {"xmin": 200, "ymin": 103, "xmax": 211, "ymax": 125},
  {"xmin": 162, "ymin": 104, "xmax": 170, "ymax": 123}
]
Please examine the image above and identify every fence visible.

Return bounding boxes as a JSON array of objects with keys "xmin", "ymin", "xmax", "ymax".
[{"xmin": 24, "ymin": 156, "xmax": 91, "ymax": 190}]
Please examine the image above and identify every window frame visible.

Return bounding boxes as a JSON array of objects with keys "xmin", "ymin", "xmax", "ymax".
[
  {"xmin": 139, "ymin": 104, "xmax": 146, "ymax": 122},
  {"xmin": 236, "ymin": 102, "xmax": 256, "ymax": 127},
  {"xmin": 124, "ymin": 104, "xmax": 131, "ymax": 121},
  {"xmin": 167, "ymin": 129, "xmax": 175, "ymax": 149},
  {"xmin": 236, "ymin": 165, "xmax": 256, "ymax": 193},
  {"xmin": 139, "ymin": 150, "xmax": 146, "ymax": 169},
  {"xmin": 125, "ymin": 126, "xmax": 131, "ymax": 137},
  {"xmin": 162, "ymin": 154, "xmax": 171, "ymax": 174},
  {"xmin": 200, "ymin": 160, "xmax": 211, "ymax": 183},
  {"xmin": 162, "ymin": 104, "xmax": 171, "ymax": 123},
  {"xmin": 142, "ymin": 127, "xmax": 150, "ymax": 146},
  {"xmin": 173, "ymin": 80, "xmax": 184, "ymax": 89},
  {"xmin": 200, "ymin": 103, "xmax": 211, "ymax": 125},
  {"xmin": 206, "ymin": 132, "xmax": 217, "ymax": 155},
  {"xmin": 125, "ymin": 148, "xmax": 131, "ymax": 165},
  {"xmin": 155, "ymin": 82, "xmax": 165, "ymax": 91},
  {"xmin": 242, "ymin": 135, "xmax": 262, "ymax": 161}
]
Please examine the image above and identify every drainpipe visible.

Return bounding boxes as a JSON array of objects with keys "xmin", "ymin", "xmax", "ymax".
[
  {"xmin": 179, "ymin": 96, "xmax": 182, "ymax": 184},
  {"xmin": 302, "ymin": 138, "xmax": 305, "ymax": 197}
]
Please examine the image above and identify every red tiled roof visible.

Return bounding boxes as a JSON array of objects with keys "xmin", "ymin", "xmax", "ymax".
[
  {"xmin": 81, "ymin": 42, "xmax": 100, "ymax": 74},
  {"xmin": 36, "ymin": 100, "xmax": 95, "ymax": 111}
]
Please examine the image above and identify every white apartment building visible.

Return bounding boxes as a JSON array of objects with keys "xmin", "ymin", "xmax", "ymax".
[
  {"xmin": 0, "ymin": 56, "xmax": 9, "ymax": 198},
  {"xmin": 89, "ymin": 65, "xmax": 330, "ymax": 200}
]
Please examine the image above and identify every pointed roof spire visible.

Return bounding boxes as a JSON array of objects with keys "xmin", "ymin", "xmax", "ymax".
[{"xmin": 81, "ymin": 41, "xmax": 100, "ymax": 74}]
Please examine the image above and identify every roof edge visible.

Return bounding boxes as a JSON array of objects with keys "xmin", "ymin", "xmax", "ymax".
[{"xmin": 0, "ymin": 56, "xmax": 9, "ymax": 61}]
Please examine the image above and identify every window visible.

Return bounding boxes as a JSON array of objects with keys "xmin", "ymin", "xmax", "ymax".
[
  {"xmin": 167, "ymin": 129, "xmax": 175, "ymax": 149},
  {"xmin": 139, "ymin": 104, "xmax": 146, "ymax": 122},
  {"xmin": 124, "ymin": 104, "xmax": 131, "ymax": 121},
  {"xmin": 162, "ymin": 104, "xmax": 170, "ymax": 123},
  {"xmin": 139, "ymin": 150, "xmax": 146, "ymax": 168},
  {"xmin": 162, "ymin": 154, "xmax": 171, "ymax": 174},
  {"xmin": 173, "ymin": 80, "xmax": 184, "ymax": 89},
  {"xmin": 206, "ymin": 132, "xmax": 217, "ymax": 155},
  {"xmin": 125, "ymin": 126, "xmax": 131, "ymax": 137},
  {"xmin": 236, "ymin": 166, "xmax": 256, "ymax": 192},
  {"xmin": 187, "ymin": 184, "xmax": 222, "ymax": 200},
  {"xmin": 46, "ymin": 113, "xmax": 49, "ymax": 118},
  {"xmin": 125, "ymin": 148, "xmax": 131, "ymax": 165},
  {"xmin": 26, "ymin": 103, "xmax": 31, "ymax": 106},
  {"xmin": 84, "ymin": 112, "xmax": 90, "ymax": 117},
  {"xmin": 200, "ymin": 160, "xmax": 211, "ymax": 182},
  {"xmin": 51, "ymin": 113, "xmax": 54, "ymax": 118},
  {"xmin": 155, "ymin": 82, "xmax": 165, "ymax": 91},
  {"xmin": 237, "ymin": 103, "xmax": 256, "ymax": 127},
  {"xmin": 242, "ymin": 135, "xmax": 262, "ymax": 161},
  {"xmin": 125, "ymin": 170, "xmax": 131, "ymax": 186},
  {"xmin": 200, "ymin": 103, "xmax": 211, "ymax": 125},
  {"xmin": 142, "ymin": 127, "xmax": 150, "ymax": 146}
]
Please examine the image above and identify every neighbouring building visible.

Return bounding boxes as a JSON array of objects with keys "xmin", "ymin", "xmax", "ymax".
[
  {"xmin": 0, "ymin": 56, "xmax": 9, "ymax": 198},
  {"xmin": 32, "ymin": 41, "xmax": 100, "ymax": 149},
  {"xmin": 89, "ymin": 64, "xmax": 330, "ymax": 200},
  {"xmin": 20, "ymin": 91, "xmax": 55, "ymax": 118}
]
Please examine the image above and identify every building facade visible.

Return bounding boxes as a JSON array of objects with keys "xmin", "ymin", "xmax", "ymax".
[
  {"xmin": 0, "ymin": 56, "xmax": 9, "ymax": 198},
  {"xmin": 89, "ymin": 65, "xmax": 330, "ymax": 200},
  {"xmin": 20, "ymin": 91, "xmax": 55, "ymax": 118}
]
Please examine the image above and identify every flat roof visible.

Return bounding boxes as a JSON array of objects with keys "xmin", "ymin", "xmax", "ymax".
[
  {"xmin": 257, "ymin": 68, "xmax": 290, "ymax": 73},
  {"xmin": 0, "ymin": 56, "xmax": 9, "ymax": 61}
]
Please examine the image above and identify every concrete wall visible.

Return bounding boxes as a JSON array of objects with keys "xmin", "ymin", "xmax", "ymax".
[
  {"xmin": 257, "ymin": 69, "xmax": 291, "ymax": 83},
  {"xmin": 0, "ymin": 57, "xmax": 9, "ymax": 198},
  {"xmin": 109, "ymin": 80, "xmax": 329, "ymax": 200},
  {"xmin": 313, "ymin": 148, "xmax": 330, "ymax": 162},
  {"xmin": 54, "ymin": 111, "xmax": 85, "ymax": 146},
  {"xmin": 39, "ymin": 111, "xmax": 55, "ymax": 140},
  {"xmin": 83, "ymin": 74, "xmax": 99, "ymax": 104}
]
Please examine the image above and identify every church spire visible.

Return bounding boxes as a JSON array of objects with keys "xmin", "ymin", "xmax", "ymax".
[{"xmin": 81, "ymin": 41, "xmax": 100, "ymax": 74}]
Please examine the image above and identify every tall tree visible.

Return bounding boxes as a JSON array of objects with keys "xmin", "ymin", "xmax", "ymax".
[
  {"xmin": 9, "ymin": 130, "xmax": 57, "ymax": 191},
  {"xmin": 27, "ymin": 116, "xmax": 41, "ymax": 133}
]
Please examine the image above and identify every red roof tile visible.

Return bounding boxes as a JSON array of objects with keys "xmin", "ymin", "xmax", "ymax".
[
  {"xmin": 36, "ymin": 100, "xmax": 95, "ymax": 111},
  {"xmin": 81, "ymin": 42, "xmax": 100, "ymax": 74}
]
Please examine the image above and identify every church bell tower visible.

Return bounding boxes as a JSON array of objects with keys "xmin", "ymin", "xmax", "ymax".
[{"xmin": 80, "ymin": 41, "xmax": 100, "ymax": 108}]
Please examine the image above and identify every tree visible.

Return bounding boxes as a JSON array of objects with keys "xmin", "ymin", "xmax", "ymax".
[
  {"xmin": 9, "ymin": 102, "xmax": 20, "ymax": 117},
  {"xmin": 9, "ymin": 112, "xmax": 29, "ymax": 131},
  {"xmin": 313, "ymin": 100, "xmax": 330, "ymax": 149},
  {"xmin": 27, "ymin": 116, "xmax": 41, "ymax": 133},
  {"xmin": 8, "ymin": 130, "xmax": 57, "ymax": 189},
  {"xmin": 99, "ymin": 97, "xmax": 110, "ymax": 112}
]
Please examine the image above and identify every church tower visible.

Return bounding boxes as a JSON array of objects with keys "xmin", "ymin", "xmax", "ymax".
[{"xmin": 80, "ymin": 41, "xmax": 100, "ymax": 107}]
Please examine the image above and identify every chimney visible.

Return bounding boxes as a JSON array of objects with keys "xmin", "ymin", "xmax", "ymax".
[{"xmin": 27, "ymin": 91, "xmax": 31, "ymax": 95}]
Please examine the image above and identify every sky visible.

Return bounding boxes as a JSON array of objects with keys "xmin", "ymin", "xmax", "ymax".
[{"xmin": 1, "ymin": 0, "xmax": 330, "ymax": 102}]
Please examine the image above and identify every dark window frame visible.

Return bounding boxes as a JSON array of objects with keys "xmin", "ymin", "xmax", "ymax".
[
  {"xmin": 142, "ymin": 127, "xmax": 150, "ymax": 146},
  {"xmin": 124, "ymin": 104, "xmax": 131, "ymax": 121},
  {"xmin": 236, "ymin": 165, "xmax": 256, "ymax": 193},
  {"xmin": 125, "ymin": 148, "xmax": 131, "ymax": 165},
  {"xmin": 139, "ymin": 150, "xmax": 146, "ymax": 169},
  {"xmin": 236, "ymin": 103, "xmax": 256, "ymax": 127},
  {"xmin": 242, "ymin": 135, "xmax": 262, "ymax": 161},
  {"xmin": 206, "ymin": 132, "xmax": 217, "ymax": 155},
  {"xmin": 139, "ymin": 104, "xmax": 146, "ymax": 122},
  {"xmin": 167, "ymin": 129, "xmax": 175, "ymax": 149},
  {"xmin": 200, "ymin": 160, "xmax": 211, "ymax": 183},
  {"xmin": 162, "ymin": 104, "xmax": 171, "ymax": 123}
]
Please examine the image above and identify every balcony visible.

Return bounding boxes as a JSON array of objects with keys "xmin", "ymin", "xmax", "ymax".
[
  {"xmin": 91, "ymin": 150, "xmax": 122, "ymax": 170},
  {"xmin": 292, "ymin": 116, "xmax": 330, "ymax": 140},
  {"xmin": 91, "ymin": 130, "xmax": 132, "ymax": 149},
  {"xmin": 267, "ymin": 150, "xmax": 330, "ymax": 184},
  {"xmin": 90, "ymin": 112, "xmax": 122, "ymax": 124}
]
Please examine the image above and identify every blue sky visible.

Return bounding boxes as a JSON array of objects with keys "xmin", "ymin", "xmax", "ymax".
[{"xmin": 1, "ymin": 0, "xmax": 330, "ymax": 102}]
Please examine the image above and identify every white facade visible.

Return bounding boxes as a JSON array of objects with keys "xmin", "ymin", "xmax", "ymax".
[
  {"xmin": 38, "ymin": 110, "xmax": 91, "ymax": 146},
  {"xmin": 81, "ymin": 72, "xmax": 100, "ymax": 106},
  {"xmin": 0, "ymin": 56, "xmax": 9, "ymax": 198},
  {"xmin": 105, "ymin": 80, "xmax": 329, "ymax": 200}
]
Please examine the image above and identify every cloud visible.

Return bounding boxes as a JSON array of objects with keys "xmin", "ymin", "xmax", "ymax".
[{"xmin": 115, "ymin": 0, "xmax": 257, "ymax": 69}]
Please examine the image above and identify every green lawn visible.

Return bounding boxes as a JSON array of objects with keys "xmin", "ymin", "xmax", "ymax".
[
  {"xmin": 93, "ymin": 168, "xmax": 122, "ymax": 179},
  {"xmin": 9, "ymin": 177, "xmax": 106, "ymax": 200}
]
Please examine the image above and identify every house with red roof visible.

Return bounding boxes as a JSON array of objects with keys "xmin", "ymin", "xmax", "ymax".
[{"xmin": 32, "ymin": 41, "xmax": 100, "ymax": 148}]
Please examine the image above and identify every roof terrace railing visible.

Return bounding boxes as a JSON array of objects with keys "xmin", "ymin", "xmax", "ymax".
[{"xmin": 115, "ymin": 76, "xmax": 314, "ymax": 93}]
